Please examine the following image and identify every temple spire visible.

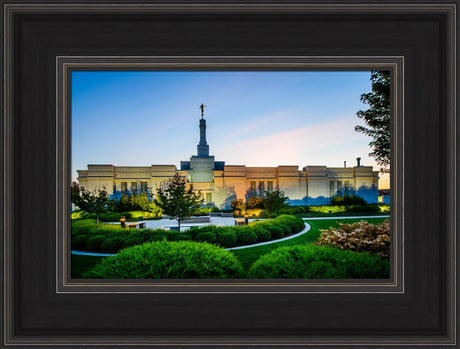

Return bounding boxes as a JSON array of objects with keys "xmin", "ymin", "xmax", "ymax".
[{"xmin": 197, "ymin": 104, "xmax": 209, "ymax": 156}]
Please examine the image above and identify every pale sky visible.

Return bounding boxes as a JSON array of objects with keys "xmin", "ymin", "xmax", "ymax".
[{"xmin": 71, "ymin": 71, "xmax": 390, "ymax": 188}]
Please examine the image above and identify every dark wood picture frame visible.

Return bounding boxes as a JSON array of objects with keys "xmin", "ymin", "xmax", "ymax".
[{"xmin": 2, "ymin": 1, "xmax": 458, "ymax": 347}]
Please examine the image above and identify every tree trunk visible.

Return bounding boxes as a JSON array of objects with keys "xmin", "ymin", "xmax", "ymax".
[
  {"xmin": 96, "ymin": 214, "xmax": 99, "ymax": 225},
  {"xmin": 177, "ymin": 217, "xmax": 181, "ymax": 232}
]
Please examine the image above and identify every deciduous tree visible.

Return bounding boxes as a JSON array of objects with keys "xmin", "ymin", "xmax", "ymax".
[
  {"xmin": 71, "ymin": 182, "xmax": 109, "ymax": 224},
  {"xmin": 262, "ymin": 188, "xmax": 288, "ymax": 220},
  {"xmin": 154, "ymin": 173, "xmax": 204, "ymax": 231},
  {"xmin": 355, "ymin": 71, "xmax": 391, "ymax": 173}
]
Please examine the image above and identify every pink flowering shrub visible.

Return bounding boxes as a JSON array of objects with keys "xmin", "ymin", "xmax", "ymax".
[{"xmin": 315, "ymin": 220, "xmax": 390, "ymax": 259}]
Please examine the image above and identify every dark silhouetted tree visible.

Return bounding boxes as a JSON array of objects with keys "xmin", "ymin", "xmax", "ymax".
[
  {"xmin": 262, "ymin": 188, "xmax": 288, "ymax": 220},
  {"xmin": 355, "ymin": 71, "xmax": 390, "ymax": 173},
  {"xmin": 71, "ymin": 182, "xmax": 109, "ymax": 224}
]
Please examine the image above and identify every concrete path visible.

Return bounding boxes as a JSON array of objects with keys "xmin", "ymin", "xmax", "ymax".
[
  {"xmin": 71, "ymin": 250, "xmax": 116, "ymax": 257},
  {"xmin": 221, "ymin": 216, "xmax": 389, "ymax": 250},
  {"xmin": 226, "ymin": 222, "xmax": 311, "ymax": 250}
]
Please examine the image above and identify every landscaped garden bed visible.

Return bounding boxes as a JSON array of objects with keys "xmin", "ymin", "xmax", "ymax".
[
  {"xmin": 71, "ymin": 214, "xmax": 306, "ymax": 254},
  {"xmin": 72, "ymin": 217, "xmax": 390, "ymax": 279}
]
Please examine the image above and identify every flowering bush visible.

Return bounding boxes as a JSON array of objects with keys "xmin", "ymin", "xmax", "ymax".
[{"xmin": 315, "ymin": 220, "xmax": 390, "ymax": 258}]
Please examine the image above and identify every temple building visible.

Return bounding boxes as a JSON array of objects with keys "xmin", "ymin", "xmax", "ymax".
[{"xmin": 77, "ymin": 112, "xmax": 379, "ymax": 208}]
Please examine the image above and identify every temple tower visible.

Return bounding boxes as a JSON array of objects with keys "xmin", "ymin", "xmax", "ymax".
[{"xmin": 197, "ymin": 117, "xmax": 209, "ymax": 156}]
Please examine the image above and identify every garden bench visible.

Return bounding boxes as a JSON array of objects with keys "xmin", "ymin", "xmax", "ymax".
[
  {"xmin": 235, "ymin": 218, "xmax": 245, "ymax": 226},
  {"xmin": 126, "ymin": 221, "xmax": 146, "ymax": 229}
]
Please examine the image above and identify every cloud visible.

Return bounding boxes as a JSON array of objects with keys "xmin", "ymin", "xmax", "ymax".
[
  {"xmin": 210, "ymin": 108, "xmax": 299, "ymax": 143},
  {"xmin": 215, "ymin": 117, "xmax": 365, "ymax": 167}
]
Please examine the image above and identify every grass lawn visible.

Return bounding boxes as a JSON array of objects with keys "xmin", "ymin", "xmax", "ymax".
[
  {"xmin": 71, "ymin": 217, "xmax": 389, "ymax": 278},
  {"xmin": 71, "ymin": 254, "xmax": 105, "ymax": 278},
  {"xmin": 230, "ymin": 217, "xmax": 388, "ymax": 270}
]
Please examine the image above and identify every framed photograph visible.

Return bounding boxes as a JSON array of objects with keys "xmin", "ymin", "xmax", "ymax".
[
  {"xmin": 2, "ymin": 1, "xmax": 457, "ymax": 347},
  {"xmin": 68, "ymin": 67, "xmax": 393, "ymax": 282}
]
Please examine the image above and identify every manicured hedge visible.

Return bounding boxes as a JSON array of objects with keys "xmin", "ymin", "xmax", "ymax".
[
  {"xmin": 86, "ymin": 235, "xmax": 106, "ymax": 251},
  {"xmin": 277, "ymin": 204, "xmax": 390, "ymax": 216},
  {"xmin": 264, "ymin": 225, "xmax": 284, "ymax": 239},
  {"xmin": 196, "ymin": 231, "xmax": 217, "ymax": 244},
  {"xmin": 101, "ymin": 237, "xmax": 125, "ymax": 253},
  {"xmin": 216, "ymin": 231, "xmax": 237, "ymax": 248},
  {"xmin": 253, "ymin": 227, "xmax": 271, "ymax": 242},
  {"xmin": 248, "ymin": 245, "xmax": 390, "ymax": 279},
  {"xmin": 71, "ymin": 214, "xmax": 306, "ymax": 253},
  {"xmin": 236, "ymin": 227, "xmax": 258, "ymax": 245},
  {"xmin": 83, "ymin": 241, "xmax": 244, "ymax": 279}
]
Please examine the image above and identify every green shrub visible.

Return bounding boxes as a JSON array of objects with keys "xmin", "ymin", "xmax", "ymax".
[
  {"xmin": 248, "ymin": 245, "xmax": 390, "ymax": 279},
  {"xmin": 277, "ymin": 224, "xmax": 292, "ymax": 235},
  {"xmin": 195, "ymin": 231, "xmax": 217, "ymax": 244},
  {"xmin": 195, "ymin": 206, "xmax": 220, "ymax": 215},
  {"xmin": 275, "ymin": 215, "xmax": 304, "ymax": 233},
  {"xmin": 236, "ymin": 227, "xmax": 258, "ymax": 245},
  {"xmin": 128, "ymin": 211, "xmax": 151, "ymax": 219},
  {"xmin": 86, "ymin": 235, "xmax": 106, "ymax": 251},
  {"xmin": 330, "ymin": 194, "xmax": 367, "ymax": 206},
  {"xmin": 83, "ymin": 241, "xmax": 245, "ymax": 279},
  {"xmin": 347, "ymin": 205, "xmax": 380, "ymax": 213},
  {"xmin": 253, "ymin": 227, "xmax": 271, "ymax": 242},
  {"xmin": 119, "ymin": 212, "xmax": 132, "ymax": 219},
  {"xmin": 265, "ymin": 225, "xmax": 284, "ymax": 239},
  {"xmin": 216, "ymin": 231, "xmax": 237, "ymax": 248},
  {"xmin": 177, "ymin": 234, "xmax": 193, "ymax": 241},
  {"xmin": 71, "ymin": 235, "xmax": 89, "ymax": 250},
  {"xmin": 277, "ymin": 206, "xmax": 307, "ymax": 215},
  {"xmin": 258, "ymin": 210, "xmax": 270, "ymax": 219},
  {"xmin": 309, "ymin": 205, "xmax": 347, "ymax": 214},
  {"xmin": 188, "ymin": 225, "xmax": 219, "ymax": 239},
  {"xmin": 246, "ymin": 196, "xmax": 264, "ymax": 209},
  {"xmin": 231, "ymin": 198, "xmax": 245, "ymax": 215},
  {"xmin": 124, "ymin": 237, "xmax": 145, "ymax": 248},
  {"xmin": 148, "ymin": 230, "xmax": 168, "ymax": 241},
  {"xmin": 71, "ymin": 219, "xmax": 99, "ymax": 235},
  {"xmin": 71, "ymin": 220, "xmax": 125, "ymax": 237},
  {"xmin": 99, "ymin": 212, "xmax": 126, "ymax": 222},
  {"xmin": 71, "ymin": 210, "xmax": 89, "ymax": 220},
  {"xmin": 100, "ymin": 236, "xmax": 125, "ymax": 253}
]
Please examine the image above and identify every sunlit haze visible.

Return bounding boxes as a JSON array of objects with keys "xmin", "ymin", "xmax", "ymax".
[{"xmin": 71, "ymin": 71, "xmax": 390, "ymax": 188}]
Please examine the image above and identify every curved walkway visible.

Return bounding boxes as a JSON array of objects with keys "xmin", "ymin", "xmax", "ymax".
[
  {"xmin": 224, "ymin": 215, "xmax": 389, "ymax": 250},
  {"xmin": 226, "ymin": 222, "xmax": 311, "ymax": 250},
  {"xmin": 71, "ymin": 250, "xmax": 116, "ymax": 257}
]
